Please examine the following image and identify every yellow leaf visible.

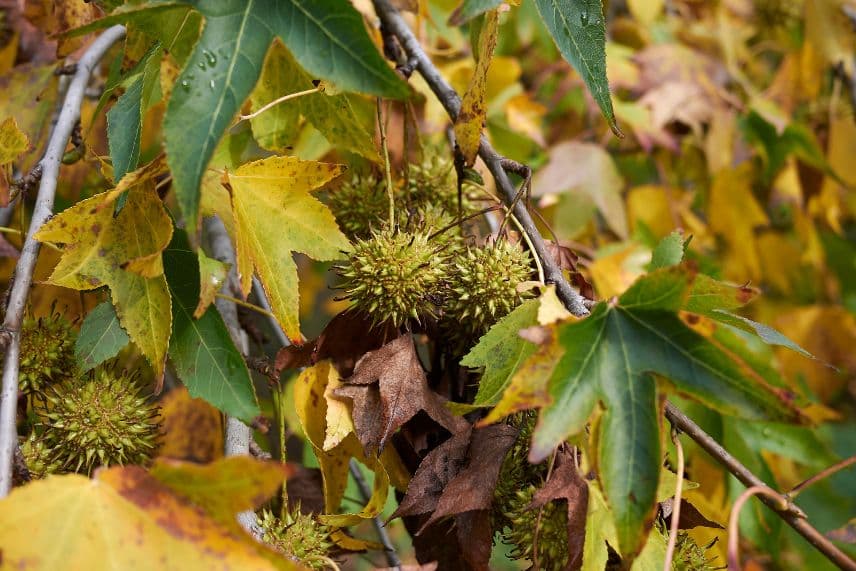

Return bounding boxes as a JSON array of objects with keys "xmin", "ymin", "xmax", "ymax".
[
  {"xmin": 0, "ymin": 467, "xmax": 299, "ymax": 570},
  {"xmin": 708, "ymin": 164, "xmax": 769, "ymax": 282},
  {"xmin": 805, "ymin": 0, "xmax": 854, "ymax": 75},
  {"xmin": 454, "ymin": 9, "xmax": 499, "ymax": 165},
  {"xmin": 157, "ymin": 386, "xmax": 224, "ymax": 463},
  {"xmin": 293, "ymin": 362, "xmax": 393, "ymax": 523},
  {"xmin": 0, "ymin": 31, "xmax": 17, "ymax": 75},
  {"xmin": 227, "ymin": 156, "xmax": 350, "ymax": 342},
  {"xmin": 0, "ymin": 116, "xmax": 28, "ymax": 164},
  {"xmin": 194, "ymin": 249, "xmax": 229, "ymax": 319},
  {"xmin": 773, "ymin": 305, "xmax": 856, "ymax": 402},
  {"xmin": 537, "ymin": 285, "xmax": 573, "ymax": 325},
  {"xmin": 588, "ymin": 242, "xmax": 649, "ymax": 298},
  {"xmin": 53, "ymin": 0, "xmax": 100, "ymax": 57},
  {"xmin": 504, "ymin": 93, "xmax": 546, "ymax": 147},
  {"xmin": 150, "ymin": 457, "xmax": 291, "ymax": 533},
  {"xmin": 627, "ymin": 0, "xmax": 664, "ymax": 25},
  {"xmin": 323, "ymin": 365, "xmax": 355, "ymax": 451},
  {"xmin": 35, "ymin": 169, "xmax": 173, "ymax": 382}
]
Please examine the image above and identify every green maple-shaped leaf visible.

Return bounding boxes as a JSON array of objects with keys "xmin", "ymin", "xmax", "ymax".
[
  {"xmin": 227, "ymin": 156, "xmax": 351, "ymax": 342},
  {"xmin": 160, "ymin": 0, "xmax": 407, "ymax": 234},
  {"xmin": 498, "ymin": 267, "xmax": 802, "ymax": 560}
]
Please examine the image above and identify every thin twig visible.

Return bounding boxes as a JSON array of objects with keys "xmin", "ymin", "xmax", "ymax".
[
  {"xmin": 727, "ymin": 486, "xmax": 789, "ymax": 571},
  {"xmin": 377, "ymin": 98, "xmax": 395, "ymax": 227},
  {"xmin": 215, "ymin": 293, "xmax": 277, "ymax": 321},
  {"xmin": 0, "ymin": 25, "xmax": 126, "ymax": 497},
  {"xmin": 349, "ymin": 459, "xmax": 401, "ymax": 570},
  {"xmin": 664, "ymin": 428, "xmax": 685, "ymax": 571},
  {"xmin": 236, "ymin": 87, "xmax": 320, "ymax": 123},
  {"xmin": 372, "ymin": 0, "xmax": 589, "ymax": 317},
  {"xmin": 665, "ymin": 403, "xmax": 856, "ymax": 571},
  {"xmin": 787, "ymin": 455, "xmax": 856, "ymax": 499}
]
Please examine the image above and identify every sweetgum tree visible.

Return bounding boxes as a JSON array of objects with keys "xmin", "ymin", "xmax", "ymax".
[{"xmin": 0, "ymin": 0, "xmax": 853, "ymax": 570}]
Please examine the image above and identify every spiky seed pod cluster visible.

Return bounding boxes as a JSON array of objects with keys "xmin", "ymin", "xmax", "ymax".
[
  {"xmin": 19, "ymin": 433, "xmax": 59, "ymax": 479},
  {"xmin": 500, "ymin": 484, "xmax": 569, "ymax": 570},
  {"xmin": 325, "ymin": 173, "xmax": 391, "ymax": 240},
  {"xmin": 336, "ymin": 228, "xmax": 445, "ymax": 328},
  {"xmin": 444, "ymin": 240, "xmax": 534, "ymax": 338},
  {"xmin": 259, "ymin": 509, "xmax": 334, "ymax": 570},
  {"xmin": 18, "ymin": 313, "xmax": 77, "ymax": 394},
  {"xmin": 41, "ymin": 368, "xmax": 159, "ymax": 475}
]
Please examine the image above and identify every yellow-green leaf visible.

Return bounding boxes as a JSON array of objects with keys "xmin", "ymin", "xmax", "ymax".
[
  {"xmin": 0, "ymin": 116, "xmax": 28, "ymax": 164},
  {"xmin": 454, "ymin": 9, "xmax": 499, "ymax": 165},
  {"xmin": 228, "ymin": 156, "xmax": 350, "ymax": 341},
  {"xmin": 35, "ymin": 175, "xmax": 173, "ymax": 382},
  {"xmin": 0, "ymin": 467, "xmax": 299, "ymax": 570},
  {"xmin": 194, "ymin": 249, "xmax": 229, "ymax": 319}
]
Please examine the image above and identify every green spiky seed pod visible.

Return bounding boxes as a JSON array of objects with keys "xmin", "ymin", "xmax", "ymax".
[
  {"xmin": 18, "ymin": 313, "xmax": 77, "ymax": 394},
  {"xmin": 654, "ymin": 524, "xmax": 717, "ymax": 571},
  {"xmin": 20, "ymin": 433, "xmax": 60, "ymax": 479},
  {"xmin": 443, "ymin": 240, "xmax": 533, "ymax": 340},
  {"xmin": 324, "ymin": 173, "xmax": 390, "ymax": 240},
  {"xmin": 259, "ymin": 508, "xmax": 334, "ymax": 570},
  {"xmin": 337, "ymin": 228, "xmax": 445, "ymax": 327},
  {"xmin": 405, "ymin": 150, "xmax": 481, "ymax": 216},
  {"xmin": 42, "ymin": 368, "xmax": 159, "ymax": 474},
  {"xmin": 499, "ymin": 484, "xmax": 569, "ymax": 570}
]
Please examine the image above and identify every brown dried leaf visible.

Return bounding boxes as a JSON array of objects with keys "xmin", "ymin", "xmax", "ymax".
[
  {"xmin": 337, "ymin": 334, "xmax": 466, "ymax": 454},
  {"xmin": 274, "ymin": 309, "xmax": 397, "ymax": 376},
  {"xmin": 390, "ymin": 426, "xmax": 473, "ymax": 520},
  {"xmin": 421, "ymin": 424, "xmax": 518, "ymax": 528},
  {"xmin": 529, "ymin": 448, "xmax": 589, "ymax": 571}
]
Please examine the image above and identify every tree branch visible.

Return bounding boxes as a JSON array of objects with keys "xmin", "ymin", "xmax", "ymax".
[
  {"xmin": 372, "ymin": 4, "xmax": 855, "ymax": 569},
  {"xmin": 203, "ymin": 216, "xmax": 261, "ymax": 538},
  {"xmin": 666, "ymin": 404, "xmax": 856, "ymax": 570},
  {"xmin": 0, "ymin": 25, "xmax": 126, "ymax": 497},
  {"xmin": 372, "ymin": 0, "xmax": 589, "ymax": 317}
]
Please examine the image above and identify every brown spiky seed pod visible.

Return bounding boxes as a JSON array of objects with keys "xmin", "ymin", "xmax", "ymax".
[
  {"xmin": 444, "ymin": 239, "xmax": 533, "ymax": 337},
  {"xmin": 18, "ymin": 313, "xmax": 77, "ymax": 394},
  {"xmin": 42, "ymin": 368, "xmax": 159, "ymax": 474},
  {"xmin": 259, "ymin": 508, "xmax": 334, "ymax": 570},
  {"xmin": 337, "ymin": 228, "xmax": 444, "ymax": 327}
]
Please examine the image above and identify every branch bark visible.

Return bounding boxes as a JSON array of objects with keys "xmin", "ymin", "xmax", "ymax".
[
  {"xmin": 372, "ymin": 0, "xmax": 589, "ymax": 317},
  {"xmin": 665, "ymin": 404, "xmax": 856, "ymax": 571},
  {"xmin": 0, "ymin": 25, "xmax": 126, "ymax": 497},
  {"xmin": 372, "ymin": 4, "xmax": 855, "ymax": 569},
  {"xmin": 203, "ymin": 216, "xmax": 261, "ymax": 538}
]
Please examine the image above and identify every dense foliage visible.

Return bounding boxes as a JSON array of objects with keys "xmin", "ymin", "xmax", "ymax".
[{"xmin": 0, "ymin": 0, "xmax": 853, "ymax": 570}]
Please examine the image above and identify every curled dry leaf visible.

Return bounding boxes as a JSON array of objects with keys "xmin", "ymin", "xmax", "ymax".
[{"xmin": 335, "ymin": 334, "xmax": 467, "ymax": 455}]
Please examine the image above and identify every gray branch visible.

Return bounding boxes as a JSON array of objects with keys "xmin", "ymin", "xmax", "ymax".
[
  {"xmin": 0, "ymin": 25, "xmax": 126, "ymax": 497},
  {"xmin": 202, "ymin": 216, "xmax": 262, "ymax": 538},
  {"xmin": 372, "ymin": 0, "xmax": 589, "ymax": 317}
]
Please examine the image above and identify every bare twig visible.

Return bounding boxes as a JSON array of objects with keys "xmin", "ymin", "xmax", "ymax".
[
  {"xmin": 665, "ymin": 404, "xmax": 856, "ymax": 571},
  {"xmin": 372, "ymin": 0, "xmax": 589, "ymax": 317},
  {"xmin": 787, "ymin": 455, "xmax": 856, "ymax": 499},
  {"xmin": 727, "ymin": 486, "xmax": 789, "ymax": 571},
  {"xmin": 0, "ymin": 25, "xmax": 126, "ymax": 497},
  {"xmin": 349, "ymin": 460, "xmax": 402, "ymax": 570},
  {"xmin": 663, "ymin": 428, "xmax": 685, "ymax": 571}
]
